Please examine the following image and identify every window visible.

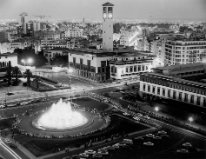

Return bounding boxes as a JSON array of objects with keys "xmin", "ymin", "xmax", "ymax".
[
  {"xmin": 87, "ymin": 60, "xmax": 91, "ymax": 67},
  {"xmin": 168, "ymin": 89, "xmax": 171, "ymax": 98},
  {"xmin": 197, "ymin": 96, "xmax": 201, "ymax": 105},
  {"xmin": 130, "ymin": 66, "xmax": 133, "ymax": 72},
  {"xmin": 179, "ymin": 92, "xmax": 182, "ymax": 101},
  {"xmin": 143, "ymin": 84, "xmax": 146, "ymax": 91},
  {"xmin": 73, "ymin": 57, "xmax": 76, "ymax": 66},
  {"xmin": 134, "ymin": 66, "xmax": 137, "ymax": 72},
  {"xmin": 190, "ymin": 95, "xmax": 194, "ymax": 104},
  {"xmin": 184, "ymin": 94, "xmax": 188, "ymax": 102},
  {"xmin": 157, "ymin": 87, "xmax": 160, "ymax": 95},
  {"xmin": 162, "ymin": 88, "xmax": 165, "ymax": 96},
  {"xmin": 173, "ymin": 91, "xmax": 176, "ymax": 99},
  {"xmin": 204, "ymin": 98, "xmax": 206, "ymax": 107},
  {"xmin": 152, "ymin": 86, "xmax": 156, "ymax": 93},
  {"xmin": 148, "ymin": 85, "xmax": 151, "ymax": 92},
  {"xmin": 126, "ymin": 67, "xmax": 129, "ymax": 73},
  {"xmin": 80, "ymin": 58, "xmax": 83, "ymax": 65}
]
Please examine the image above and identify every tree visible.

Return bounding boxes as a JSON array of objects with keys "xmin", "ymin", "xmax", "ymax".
[
  {"xmin": 6, "ymin": 61, "xmax": 12, "ymax": 86},
  {"xmin": 25, "ymin": 69, "xmax": 32, "ymax": 86},
  {"xmin": 12, "ymin": 66, "xmax": 21, "ymax": 85}
]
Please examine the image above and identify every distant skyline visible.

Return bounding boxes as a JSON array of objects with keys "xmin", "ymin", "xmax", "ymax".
[{"xmin": 0, "ymin": 0, "xmax": 206, "ymax": 22}]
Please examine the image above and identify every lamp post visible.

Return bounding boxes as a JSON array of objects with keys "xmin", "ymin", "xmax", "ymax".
[
  {"xmin": 21, "ymin": 58, "xmax": 33, "ymax": 95},
  {"xmin": 188, "ymin": 116, "xmax": 194, "ymax": 123},
  {"xmin": 67, "ymin": 68, "xmax": 73, "ymax": 89},
  {"xmin": 154, "ymin": 106, "xmax": 159, "ymax": 112}
]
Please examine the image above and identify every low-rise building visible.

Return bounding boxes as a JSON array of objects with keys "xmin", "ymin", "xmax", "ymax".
[
  {"xmin": 140, "ymin": 63, "xmax": 206, "ymax": 108},
  {"xmin": 0, "ymin": 53, "xmax": 18, "ymax": 68}
]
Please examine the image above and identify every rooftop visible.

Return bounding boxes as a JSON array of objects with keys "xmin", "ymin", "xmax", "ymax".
[
  {"xmin": 102, "ymin": 2, "xmax": 114, "ymax": 6},
  {"xmin": 0, "ymin": 53, "xmax": 17, "ymax": 57},
  {"xmin": 143, "ymin": 72, "xmax": 206, "ymax": 89},
  {"xmin": 68, "ymin": 48, "xmax": 153, "ymax": 57},
  {"xmin": 154, "ymin": 63, "xmax": 206, "ymax": 72}
]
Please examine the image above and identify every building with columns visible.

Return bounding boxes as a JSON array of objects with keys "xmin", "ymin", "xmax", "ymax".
[{"xmin": 139, "ymin": 63, "xmax": 206, "ymax": 108}]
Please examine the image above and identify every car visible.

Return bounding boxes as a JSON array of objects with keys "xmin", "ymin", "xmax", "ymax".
[
  {"xmin": 123, "ymin": 112, "xmax": 130, "ymax": 116},
  {"xmin": 176, "ymin": 148, "xmax": 189, "ymax": 153},
  {"xmin": 84, "ymin": 149, "xmax": 96, "ymax": 155},
  {"xmin": 0, "ymin": 105, "xmax": 5, "ymax": 108},
  {"xmin": 153, "ymin": 135, "xmax": 162, "ymax": 140},
  {"xmin": 79, "ymin": 153, "xmax": 89, "ymax": 158},
  {"xmin": 4, "ymin": 138, "xmax": 11, "ymax": 144},
  {"xmin": 146, "ymin": 133, "xmax": 154, "ymax": 138},
  {"xmin": 93, "ymin": 153, "xmax": 102, "ymax": 158},
  {"xmin": 123, "ymin": 139, "xmax": 133, "ymax": 145},
  {"xmin": 144, "ymin": 115, "xmax": 150, "ymax": 119},
  {"xmin": 136, "ymin": 113, "xmax": 143, "ymax": 117},
  {"xmin": 143, "ymin": 141, "xmax": 154, "ymax": 146},
  {"xmin": 9, "ymin": 143, "xmax": 17, "ymax": 149},
  {"xmin": 182, "ymin": 142, "xmax": 192, "ymax": 147},
  {"xmin": 158, "ymin": 130, "xmax": 167, "ymax": 135},
  {"xmin": 133, "ymin": 116, "xmax": 140, "ymax": 121},
  {"xmin": 112, "ymin": 144, "xmax": 120, "ymax": 149}
]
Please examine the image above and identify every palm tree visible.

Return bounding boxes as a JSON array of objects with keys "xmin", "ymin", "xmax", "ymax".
[
  {"xmin": 6, "ymin": 61, "xmax": 12, "ymax": 86},
  {"xmin": 25, "ymin": 69, "xmax": 32, "ymax": 86},
  {"xmin": 12, "ymin": 66, "xmax": 21, "ymax": 85}
]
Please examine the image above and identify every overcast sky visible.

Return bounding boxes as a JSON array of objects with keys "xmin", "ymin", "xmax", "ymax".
[{"xmin": 0, "ymin": 0, "xmax": 206, "ymax": 21}]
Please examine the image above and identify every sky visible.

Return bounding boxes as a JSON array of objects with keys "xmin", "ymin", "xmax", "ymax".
[{"xmin": 0, "ymin": 0, "xmax": 206, "ymax": 21}]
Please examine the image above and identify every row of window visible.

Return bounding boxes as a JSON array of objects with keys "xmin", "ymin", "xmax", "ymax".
[
  {"xmin": 141, "ymin": 75, "xmax": 206, "ymax": 95},
  {"xmin": 142, "ymin": 84, "xmax": 206, "ymax": 106},
  {"xmin": 125, "ymin": 65, "xmax": 149, "ymax": 73}
]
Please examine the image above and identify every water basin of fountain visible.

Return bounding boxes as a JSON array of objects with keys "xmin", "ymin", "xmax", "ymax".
[{"xmin": 33, "ymin": 99, "xmax": 88, "ymax": 130}]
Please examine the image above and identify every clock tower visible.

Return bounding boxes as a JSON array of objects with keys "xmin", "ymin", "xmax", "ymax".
[{"xmin": 102, "ymin": 2, "xmax": 114, "ymax": 52}]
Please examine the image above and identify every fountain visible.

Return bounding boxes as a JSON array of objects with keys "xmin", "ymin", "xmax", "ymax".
[{"xmin": 34, "ymin": 99, "xmax": 88, "ymax": 130}]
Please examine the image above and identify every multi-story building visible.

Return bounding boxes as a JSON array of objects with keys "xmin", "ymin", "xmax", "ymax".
[
  {"xmin": 165, "ymin": 39, "xmax": 206, "ymax": 66},
  {"xmin": 44, "ymin": 48, "xmax": 68, "ymax": 62},
  {"xmin": 0, "ymin": 31, "xmax": 10, "ymax": 42},
  {"xmin": 110, "ymin": 53, "xmax": 153, "ymax": 80},
  {"xmin": 65, "ymin": 27, "xmax": 84, "ymax": 38},
  {"xmin": 139, "ymin": 63, "xmax": 206, "ymax": 108},
  {"xmin": 0, "ymin": 53, "xmax": 18, "ymax": 68}
]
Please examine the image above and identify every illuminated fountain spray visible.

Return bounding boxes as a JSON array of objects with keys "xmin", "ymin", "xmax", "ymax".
[{"xmin": 36, "ymin": 99, "xmax": 88, "ymax": 130}]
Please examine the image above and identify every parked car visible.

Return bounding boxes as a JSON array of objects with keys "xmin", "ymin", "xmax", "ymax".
[{"xmin": 143, "ymin": 141, "xmax": 154, "ymax": 146}]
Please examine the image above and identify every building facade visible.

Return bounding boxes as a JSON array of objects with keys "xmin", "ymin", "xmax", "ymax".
[
  {"xmin": 68, "ymin": 49, "xmax": 112, "ymax": 82},
  {"xmin": 0, "ymin": 53, "xmax": 18, "ymax": 68},
  {"xmin": 140, "ymin": 63, "xmax": 206, "ymax": 107},
  {"xmin": 165, "ymin": 39, "xmax": 206, "ymax": 66},
  {"xmin": 110, "ymin": 55, "xmax": 153, "ymax": 80}
]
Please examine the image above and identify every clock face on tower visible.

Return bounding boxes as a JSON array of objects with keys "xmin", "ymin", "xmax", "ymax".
[
  {"xmin": 103, "ymin": 13, "xmax": 107, "ymax": 19},
  {"xmin": 108, "ymin": 13, "xmax": 113, "ymax": 19}
]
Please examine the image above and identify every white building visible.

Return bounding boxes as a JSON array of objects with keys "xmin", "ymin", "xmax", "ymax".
[
  {"xmin": 44, "ymin": 48, "xmax": 68, "ymax": 62},
  {"xmin": 0, "ymin": 53, "xmax": 18, "ymax": 68},
  {"xmin": 65, "ymin": 27, "xmax": 84, "ymax": 38},
  {"xmin": 110, "ymin": 54, "xmax": 153, "ymax": 80},
  {"xmin": 165, "ymin": 39, "xmax": 206, "ymax": 66},
  {"xmin": 0, "ymin": 41, "xmax": 28, "ymax": 54},
  {"xmin": 140, "ymin": 63, "xmax": 206, "ymax": 107},
  {"xmin": 33, "ymin": 21, "xmax": 41, "ymax": 32}
]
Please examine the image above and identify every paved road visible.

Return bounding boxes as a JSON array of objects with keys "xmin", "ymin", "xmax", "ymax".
[{"xmin": 0, "ymin": 138, "xmax": 21, "ymax": 159}]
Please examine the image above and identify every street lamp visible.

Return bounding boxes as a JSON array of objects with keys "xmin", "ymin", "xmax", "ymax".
[
  {"xmin": 67, "ymin": 68, "xmax": 73, "ymax": 89},
  {"xmin": 188, "ymin": 116, "xmax": 194, "ymax": 123},
  {"xmin": 27, "ymin": 58, "xmax": 33, "ymax": 65},
  {"xmin": 154, "ymin": 106, "xmax": 159, "ymax": 112}
]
